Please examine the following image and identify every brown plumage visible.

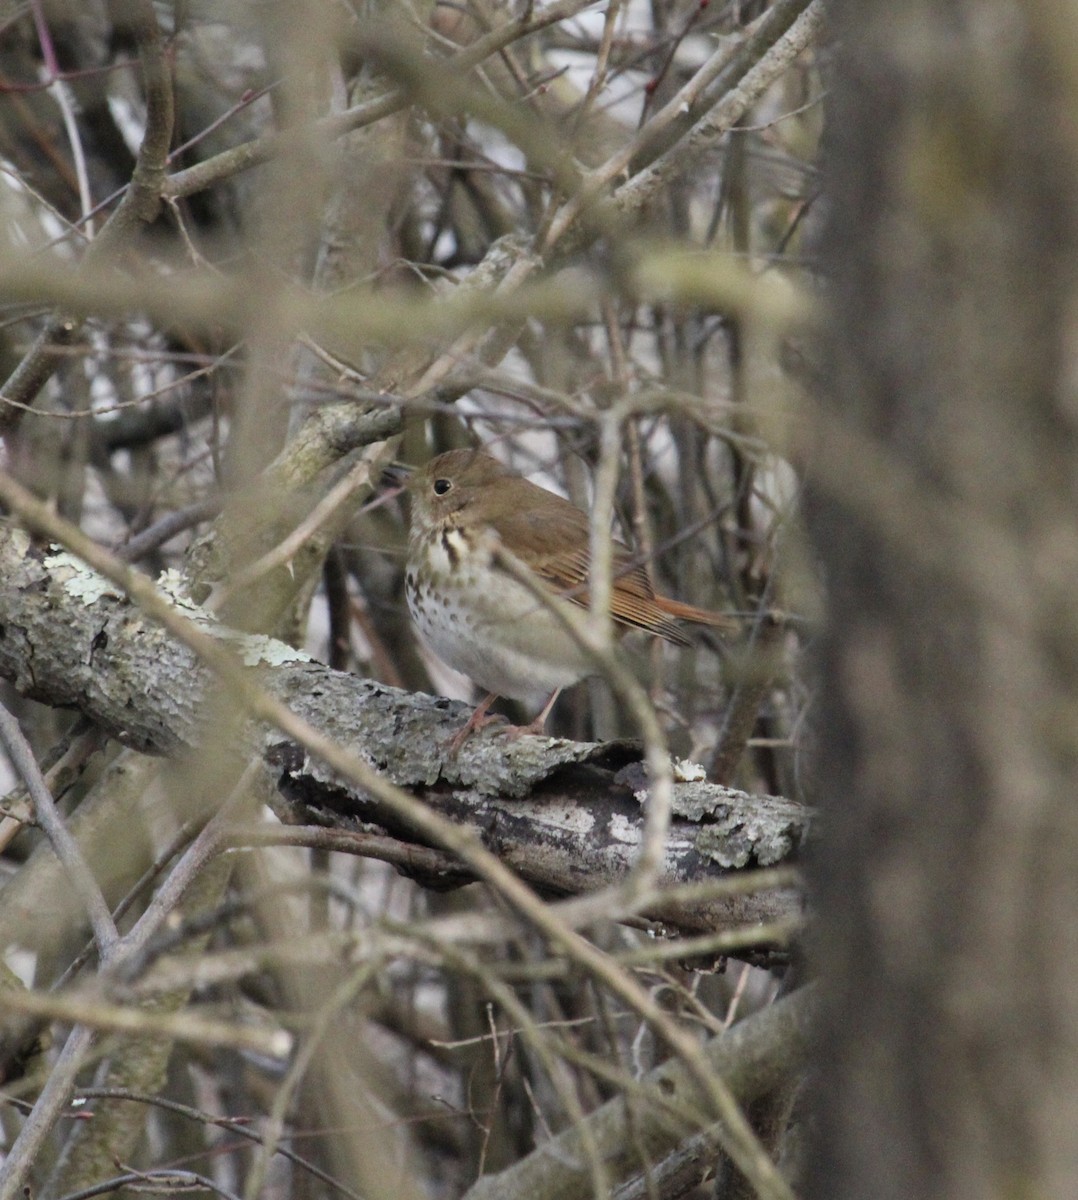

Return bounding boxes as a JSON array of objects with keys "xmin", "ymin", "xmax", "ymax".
[
  {"xmin": 394, "ymin": 448, "xmax": 736, "ymax": 740},
  {"xmin": 407, "ymin": 449, "xmax": 735, "ymax": 643}
]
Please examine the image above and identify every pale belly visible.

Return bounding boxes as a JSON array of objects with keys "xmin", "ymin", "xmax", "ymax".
[{"xmin": 405, "ymin": 560, "xmax": 594, "ymax": 709}]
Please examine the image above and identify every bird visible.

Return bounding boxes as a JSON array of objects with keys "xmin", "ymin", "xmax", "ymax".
[{"xmin": 388, "ymin": 448, "xmax": 736, "ymax": 748}]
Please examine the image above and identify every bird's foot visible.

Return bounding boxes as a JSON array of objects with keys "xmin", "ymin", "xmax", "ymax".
[
  {"xmin": 444, "ymin": 689, "xmax": 562, "ymax": 756},
  {"xmin": 444, "ymin": 693, "xmax": 504, "ymax": 756}
]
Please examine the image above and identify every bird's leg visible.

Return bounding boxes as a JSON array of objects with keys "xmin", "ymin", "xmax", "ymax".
[
  {"xmin": 520, "ymin": 689, "xmax": 562, "ymax": 735},
  {"xmin": 445, "ymin": 691, "xmax": 504, "ymax": 756},
  {"xmin": 446, "ymin": 689, "xmax": 563, "ymax": 756},
  {"xmin": 502, "ymin": 689, "xmax": 563, "ymax": 741}
]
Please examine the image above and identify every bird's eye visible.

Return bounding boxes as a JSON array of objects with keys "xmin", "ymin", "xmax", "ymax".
[{"xmin": 433, "ymin": 478, "xmax": 452, "ymax": 496}]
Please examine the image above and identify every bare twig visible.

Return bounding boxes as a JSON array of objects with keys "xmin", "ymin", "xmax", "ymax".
[
  {"xmin": 0, "ymin": 0, "xmax": 174, "ymax": 428},
  {"xmin": 212, "ymin": 459, "xmax": 372, "ymax": 606},
  {"xmin": 75, "ymin": 1087, "xmax": 366, "ymax": 1200},
  {"xmin": 116, "ymin": 498, "xmax": 224, "ymax": 563},
  {"xmin": 0, "ymin": 704, "xmax": 118, "ymax": 955}
]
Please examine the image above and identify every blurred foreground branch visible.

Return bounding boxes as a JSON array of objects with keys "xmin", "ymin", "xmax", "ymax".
[{"xmin": 465, "ymin": 982, "xmax": 815, "ymax": 1200}]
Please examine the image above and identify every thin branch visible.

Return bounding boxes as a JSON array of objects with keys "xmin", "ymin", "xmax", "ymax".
[
  {"xmin": 212, "ymin": 458, "xmax": 372, "ymax": 606},
  {"xmin": 225, "ymin": 822, "xmax": 471, "ymax": 880},
  {"xmin": 32, "ymin": 0, "xmax": 94, "ymax": 234},
  {"xmin": 54, "ymin": 1168, "xmax": 243, "ymax": 1200},
  {"xmin": 543, "ymin": 0, "xmax": 819, "ymax": 250},
  {"xmin": 612, "ymin": 1, "xmax": 826, "ymax": 222},
  {"xmin": 162, "ymin": 0, "xmax": 597, "ymax": 201},
  {"xmin": 0, "ymin": 704, "xmax": 118, "ymax": 955},
  {"xmin": 0, "ymin": 0, "xmax": 174, "ymax": 428},
  {"xmin": 0, "ymin": 983, "xmax": 289, "ymax": 1056},
  {"xmin": 0, "ymin": 1024, "xmax": 97, "ymax": 1200},
  {"xmin": 115, "ymin": 498, "xmax": 223, "ymax": 563},
  {"xmin": 463, "ymin": 985, "xmax": 816, "ymax": 1200},
  {"xmin": 108, "ymin": 762, "xmax": 263, "ymax": 974},
  {"xmin": 74, "ymin": 1087, "xmax": 367, "ymax": 1200}
]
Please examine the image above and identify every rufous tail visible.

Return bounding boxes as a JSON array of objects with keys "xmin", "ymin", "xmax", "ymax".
[{"xmin": 653, "ymin": 594, "xmax": 738, "ymax": 633}]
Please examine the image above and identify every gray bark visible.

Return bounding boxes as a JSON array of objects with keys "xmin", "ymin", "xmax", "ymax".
[
  {"xmin": 0, "ymin": 528, "xmax": 805, "ymax": 943},
  {"xmin": 808, "ymin": 2, "xmax": 1078, "ymax": 1196}
]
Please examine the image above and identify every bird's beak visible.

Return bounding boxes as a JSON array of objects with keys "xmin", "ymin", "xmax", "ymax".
[{"xmin": 381, "ymin": 462, "xmax": 413, "ymax": 491}]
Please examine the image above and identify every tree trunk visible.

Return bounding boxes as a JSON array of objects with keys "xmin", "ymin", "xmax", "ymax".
[{"xmin": 808, "ymin": 3, "xmax": 1078, "ymax": 1197}]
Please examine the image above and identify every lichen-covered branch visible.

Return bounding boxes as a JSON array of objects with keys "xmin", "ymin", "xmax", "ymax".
[{"xmin": 0, "ymin": 526, "xmax": 805, "ymax": 941}]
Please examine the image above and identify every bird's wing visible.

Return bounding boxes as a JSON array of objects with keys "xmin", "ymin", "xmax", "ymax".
[{"xmin": 489, "ymin": 485, "xmax": 689, "ymax": 645}]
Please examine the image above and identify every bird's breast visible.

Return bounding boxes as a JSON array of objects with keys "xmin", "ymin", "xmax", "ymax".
[{"xmin": 404, "ymin": 528, "xmax": 593, "ymax": 704}]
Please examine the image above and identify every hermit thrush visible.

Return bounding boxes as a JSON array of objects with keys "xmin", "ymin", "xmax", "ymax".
[{"xmin": 389, "ymin": 449, "xmax": 735, "ymax": 744}]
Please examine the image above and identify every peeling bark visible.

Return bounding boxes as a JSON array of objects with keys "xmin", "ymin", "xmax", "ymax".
[{"xmin": 0, "ymin": 528, "xmax": 806, "ymax": 940}]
